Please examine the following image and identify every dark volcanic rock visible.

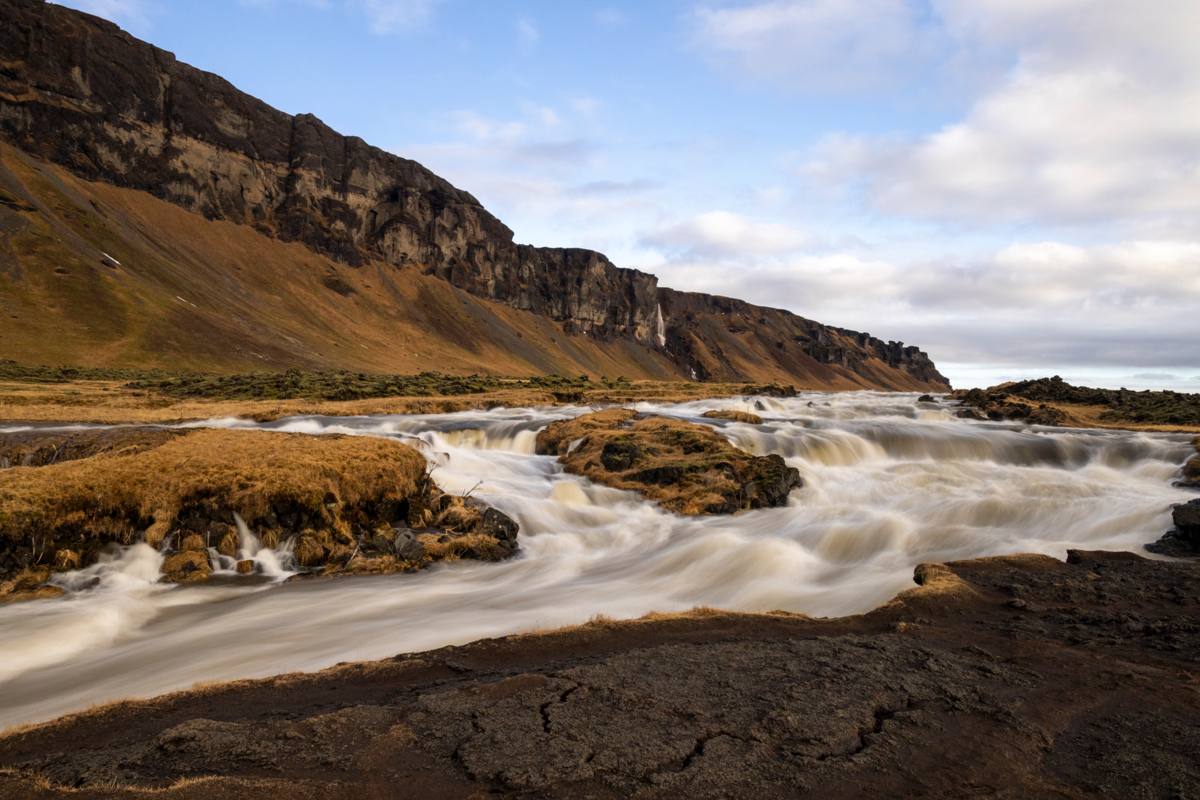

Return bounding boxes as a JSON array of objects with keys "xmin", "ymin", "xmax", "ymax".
[
  {"xmin": 0, "ymin": 0, "xmax": 948, "ymax": 389},
  {"xmin": 1149, "ymin": 499, "xmax": 1200, "ymax": 557},
  {"xmin": 1, "ymin": 550, "xmax": 1197, "ymax": 798}
]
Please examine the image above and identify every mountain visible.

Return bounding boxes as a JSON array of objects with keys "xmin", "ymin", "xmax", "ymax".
[{"xmin": 0, "ymin": 0, "xmax": 949, "ymax": 389}]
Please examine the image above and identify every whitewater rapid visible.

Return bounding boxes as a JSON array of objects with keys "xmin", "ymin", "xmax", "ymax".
[{"xmin": 0, "ymin": 392, "xmax": 1194, "ymax": 730}]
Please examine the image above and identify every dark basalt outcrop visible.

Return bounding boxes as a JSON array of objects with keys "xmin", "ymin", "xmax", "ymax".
[
  {"xmin": 0, "ymin": 0, "xmax": 947, "ymax": 389},
  {"xmin": 1147, "ymin": 498, "xmax": 1200, "ymax": 557},
  {"xmin": 1, "ymin": 550, "xmax": 1196, "ymax": 798}
]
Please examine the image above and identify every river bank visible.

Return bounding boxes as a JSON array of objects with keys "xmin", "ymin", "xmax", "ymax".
[
  {"xmin": 0, "ymin": 391, "xmax": 1192, "ymax": 736},
  {"xmin": 0, "ymin": 366, "xmax": 799, "ymax": 425},
  {"xmin": 0, "ymin": 548, "xmax": 1196, "ymax": 798}
]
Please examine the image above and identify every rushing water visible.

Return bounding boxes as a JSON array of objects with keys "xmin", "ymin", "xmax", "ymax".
[{"xmin": 0, "ymin": 392, "xmax": 1193, "ymax": 730}]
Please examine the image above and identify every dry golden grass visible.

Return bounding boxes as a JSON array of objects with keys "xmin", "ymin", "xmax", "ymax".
[
  {"xmin": 0, "ymin": 428, "xmax": 426, "ymax": 548},
  {"xmin": 701, "ymin": 409, "xmax": 764, "ymax": 424},
  {"xmin": 0, "ymin": 378, "xmax": 792, "ymax": 424}
]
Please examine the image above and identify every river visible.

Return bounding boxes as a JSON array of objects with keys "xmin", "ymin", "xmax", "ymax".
[{"xmin": 0, "ymin": 392, "xmax": 1192, "ymax": 730}]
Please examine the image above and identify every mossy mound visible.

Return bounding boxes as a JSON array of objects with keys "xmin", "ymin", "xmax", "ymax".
[
  {"xmin": 0, "ymin": 428, "xmax": 518, "ymax": 597},
  {"xmin": 535, "ymin": 409, "xmax": 801, "ymax": 515},
  {"xmin": 701, "ymin": 409, "xmax": 764, "ymax": 425}
]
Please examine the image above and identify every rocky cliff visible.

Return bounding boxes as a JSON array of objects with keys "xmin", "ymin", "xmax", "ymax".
[{"xmin": 0, "ymin": 0, "xmax": 948, "ymax": 389}]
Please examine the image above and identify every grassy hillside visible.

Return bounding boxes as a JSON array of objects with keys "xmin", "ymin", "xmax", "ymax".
[
  {"xmin": 0, "ymin": 143, "xmax": 941, "ymax": 389},
  {"xmin": 0, "ymin": 143, "xmax": 681, "ymax": 379}
]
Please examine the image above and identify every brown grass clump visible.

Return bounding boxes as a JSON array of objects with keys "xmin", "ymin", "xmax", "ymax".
[
  {"xmin": 0, "ymin": 376, "xmax": 800, "ymax": 426},
  {"xmin": 535, "ymin": 409, "xmax": 801, "ymax": 515},
  {"xmin": 701, "ymin": 409, "xmax": 764, "ymax": 425},
  {"xmin": 0, "ymin": 429, "xmax": 427, "ymax": 577}
]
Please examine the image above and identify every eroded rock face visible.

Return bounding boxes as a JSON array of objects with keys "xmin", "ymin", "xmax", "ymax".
[
  {"xmin": 0, "ymin": 0, "xmax": 949, "ymax": 389},
  {"xmin": 535, "ymin": 409, "xmax": 802, "ymax": 515}
]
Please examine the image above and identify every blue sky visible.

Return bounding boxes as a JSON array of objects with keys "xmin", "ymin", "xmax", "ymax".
[{"xmin": 59, "ymin": 1, "xmax": 1200, "ymax": 389}]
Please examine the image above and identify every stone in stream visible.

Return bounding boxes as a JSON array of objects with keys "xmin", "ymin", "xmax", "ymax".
[
  {"xmin": 1146, "ymin": 498, "xmax": 1200, "ymax": 557},
  {"xmin": 162, "ymin": 551, "xmax": 211, "ymax": 582},
  {"xmin": 535, "ymin": 409, "xmax": 802, "ymax": 515},
  {"xmin": 392, "ymin": 528, "xmax": 425, "ymax": 561},
  {"xmin": 235, "ymin": 559, "xmax": 256, "ymax": 575}
]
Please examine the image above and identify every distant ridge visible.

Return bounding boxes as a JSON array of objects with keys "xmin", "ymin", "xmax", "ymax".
[{"xmin": 0, "ymin": 0, "xmax": 948, "ymax": 389}]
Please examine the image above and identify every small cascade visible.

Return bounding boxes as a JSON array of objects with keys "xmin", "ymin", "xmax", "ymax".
[{"xmin": 208, "ymin": 512, "xmax": 297, "ymax": 579}]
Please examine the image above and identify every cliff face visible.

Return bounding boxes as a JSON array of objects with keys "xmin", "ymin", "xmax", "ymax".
[{"xmin": 0, "ymin": 0, "xmax": 948, "ymax": 389}]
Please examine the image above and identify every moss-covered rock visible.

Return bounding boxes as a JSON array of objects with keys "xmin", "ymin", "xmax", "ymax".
[
  {"xmin": 0, "ymin": 428, "xmax": 519, "ymax": 591},
  {"xmin": 536, "ymin": 409, "xmax": 801, "ymax": 515},
  {"xmin": 701, "ymin": 409, "xmax": 764, "ymax": 425}
]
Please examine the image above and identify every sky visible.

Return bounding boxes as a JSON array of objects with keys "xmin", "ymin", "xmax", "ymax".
[{"xmin": 57, "ymin": 0, "xmax": 1200, "ymax": 389}]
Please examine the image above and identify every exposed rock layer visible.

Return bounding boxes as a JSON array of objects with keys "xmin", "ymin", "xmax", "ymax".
[
  {"xmin": 0, "ymin": 550, "xmax": 1196, "ymax": 798},
  {"xmin": 0, "ymin": 0, "xmax": 947, "ymax": 389}
]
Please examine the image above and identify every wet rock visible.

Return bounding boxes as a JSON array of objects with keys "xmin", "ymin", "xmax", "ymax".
[
  {"xmin": 1150, "ymin": 499, "xmax": 1200, "ymax": 556},
  {"xmin": 162, "ymin": 551, "xmax": 211, "ymax": 583},
  {"xmin": 235, "ymin": 559, "xmax": 255, "ymax": 575},
  {"xmin": 480, "ymin": 508, "xmax": 519, "ymax": 547},
  {"xmin": 1176, "ymin": 499, "xmax": 1200, "ymax": 534},
  {"xmin": 917, "ymin": 394, "xmax": 935, "ymax": 403},
  {"xmin": 392, "ymin": 528, "xmax": 425, "ymax": 561},
  {"xmin": 1178, "ymin": 449, "xmax": 1200, "ymax": 490},
  {"xmin": 179, "ymin": 533, "xmax": 206, "ymax": 552},
  {"xmin": 216, "ymin": 529, "xmax": 239, "ymax": 558},
  {"xmin": 53, "ymin": 549, "xmax": 80, "ymax": 570}
]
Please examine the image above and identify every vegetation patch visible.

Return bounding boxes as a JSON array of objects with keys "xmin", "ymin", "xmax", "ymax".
[
  {"xmin": 701, "ymin": 409, "xmax": 764, "ymax": 425},
  {"xmin": 956, "ymin": 376, "xmax": 1200, "ymax": 428},
  {"xmin": 0, "ymin": 428, "xmax": 518, "ymax": 598},
  {"xmin": 124, "ymin": 369, "xmax": 604, "ymax": 401},
  {"xmin": 535, "ymin": 409, "xmax": 801, "ymax": 515}
]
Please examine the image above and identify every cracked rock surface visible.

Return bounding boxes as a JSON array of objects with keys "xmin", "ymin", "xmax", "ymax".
[{"xmin": 0, "ymin": 550, "xmax": 1197, "ymax": 798}]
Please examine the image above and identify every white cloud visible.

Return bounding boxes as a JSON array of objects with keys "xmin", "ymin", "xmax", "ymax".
[
  {"xmin": 239, "ymin": 0, "xmax": 440, "ymax": 32},
  {"xmin": 595, "ymin": 8, "xmax": 626, "ymax": 27},
  {"xmin": 782, "ymin": 0, "xmax": 1200, "ymax": 226},
  {"xmin": 641, "ymin": 211, "xmax": 808, "ymax": 258},
  {"xmin": 638, "ymin": 214, "xmax": 1200, "ymax": 368},
  {"xmin": 690, "ymin": 0, "xmax": 940, "ymax": 91},
  {"xmin": 357, "ymin": 0, "xmax": 440, "ymax": 32},
  {"xmin": 517, "ymin": 17, "xmax": 540, "ymax": 50}
]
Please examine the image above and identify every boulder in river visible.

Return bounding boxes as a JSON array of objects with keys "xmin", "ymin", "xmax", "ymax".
[
  {"xmin": 536, "ymin": 409, "xmax": 801, "ymax": 515},
  {"xmin": 1146, "ymin": 498, "xmax": 1200, "ymax": 557},
  {"xmin": 162, "ymin": 551, "xmax": 211, "ymax": 582}
]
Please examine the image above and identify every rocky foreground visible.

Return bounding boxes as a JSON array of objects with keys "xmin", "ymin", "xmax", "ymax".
[{"xmin": 0, "ymin": 549, "xmax": 1196, "ymax": 798}]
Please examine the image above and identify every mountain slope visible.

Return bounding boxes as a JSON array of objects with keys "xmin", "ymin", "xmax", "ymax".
[{"xmin": 0, "ymin": 0, "xmax": 949, "ymax": 389}]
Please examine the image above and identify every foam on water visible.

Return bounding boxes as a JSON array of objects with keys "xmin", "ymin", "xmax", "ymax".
[{"xmin": 0, "ymin": 391, "xmax": 1193, "ymax": 730}]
